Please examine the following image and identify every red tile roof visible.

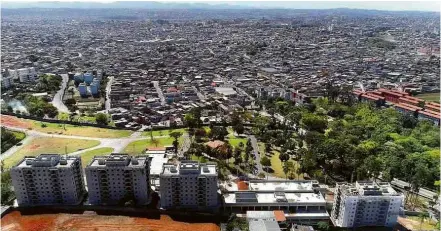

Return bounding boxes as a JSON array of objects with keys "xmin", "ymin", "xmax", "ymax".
[{"xmin": 273, "ymin": 211, "xmax": 286, "ymax": 222}]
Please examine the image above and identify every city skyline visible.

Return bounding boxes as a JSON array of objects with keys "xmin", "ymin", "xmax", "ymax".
[{"xmin": 2, "ymin": 0, "xmax": 440, "ymax": 12}]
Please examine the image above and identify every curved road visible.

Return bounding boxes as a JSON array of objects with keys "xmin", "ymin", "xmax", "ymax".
[
  {"xmin": 51, "ymin": 74, "xmax": 69, "ymax": 113},
  {"xmin": 1, "ymin": 125, "xmax": 170, "ymax": 160}
]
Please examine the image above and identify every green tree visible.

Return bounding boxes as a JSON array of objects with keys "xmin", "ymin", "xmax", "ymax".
[
  {"xmin": 209, "ymin": 126, "xmax": 228, "ymax": 140},
  {"xmin": 234, "ymin": 147, "xmax": 242, "ymax": 165},
  {"xmin": 301, "ymin": 113, "xmax": 328, "ymax": 132},
  {"xmin": 283, "ymin": 161, "xmax": 290, "ymax": 179},
  {"xmin": 95, "ymin": 113, "xmax": 109, "ymax": 125},
  {"xmin": 169, "ymin": 131, "xmax": 183, "ymax": 154},
  {"xmin": 317, "ymin": 221, "xmax": 330, "ymax": 231},
  {"xmin": 44, "ymin": 104, "xmax": 58, "ymax": 118},
  {"xmin": 1, "ymin": 171, "xmax": 14, "ymax": 205},
  {"xmin": 261, "ymin": 156, "xmax": 271, "ymax": 171}
]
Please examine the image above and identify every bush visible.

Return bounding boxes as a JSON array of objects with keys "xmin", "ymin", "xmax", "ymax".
[{"xmin": 258, "ymin": 172, "xmax": 266, "ymax": 178}]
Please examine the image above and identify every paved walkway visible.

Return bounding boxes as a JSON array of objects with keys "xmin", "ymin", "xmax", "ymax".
[
  {"xmin": 0, "ymin": 136, "xmax": 34, "ymax": 161},
  {"xmin": 1, "ymin": 125, "xmax": 171, "ymax": 158}
]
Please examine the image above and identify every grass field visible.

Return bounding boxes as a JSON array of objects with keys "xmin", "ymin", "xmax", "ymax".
[
  {"xmin": 270, "ymin": 151, "xmax": 302, "ymax": 179},
  {"xmin": 226, "ymin": 127, "xmax": 247, "ymax": 148},
  {"xmin": 123, "ymin": 137, "xmax": 178, "ymax": 155},
  {"xmin": 31, "ymin": 121, "xmax": 132, "ymax": 138},
  {"xmin": 406, "ymin": 216, "xmax": 438, "ymax": 230},
  {"xmin": 3, "ymin": 137, "xmax": 100, "ymax": 169},
  {"xmin": 416, "ymin": 93, "xmax": 440, "ymax": 102},
  {"xmin": 77, "ymin": 147, "xmax": 114, "ymax": 168},
  {"xmin": 1, "ymin": 115, "xmax": 132, "ymax": 138},
  {"xmin": 191, "ymin": 154, "xmax": 208, "ymax": 162},
  {"xmin": 142, "ymin": 128, "xmax": 187, "ymax": 137}
]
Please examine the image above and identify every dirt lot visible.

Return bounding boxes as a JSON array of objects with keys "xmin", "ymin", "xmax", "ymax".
[
  {"xmin": 1, "ymin": 211, "xmax": 220, "ymax": 231},
  {"xmin": 1, "ymin": 115, "xmax": 32, "ymax": 129}
]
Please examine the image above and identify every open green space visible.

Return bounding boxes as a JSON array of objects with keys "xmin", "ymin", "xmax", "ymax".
[
  {"xmin": 31, "ymin": 121, "xmax": 132, "ymax": 138},
  {"xmin": 3, "ymin": 137, "xmax": 100, "ymax": 169},
  {"xmin": 78, "ymin": 147, "xmax": 114, "ymax": 168},
  {"xmin": 407, "ymin": 216, "xmax": 438, "ymax": 230},
  {"xmin": 141, "ymin": 128, "xmax": 187, "ymax": 137},
  {"xmin": 270, "ymin": 151, "xmax": 302, "ymax": 179},
  {"xmin": 123, "ymin": 136, "xmax": 184, "ymax": 155},
  {"xmin": 190, "ymin": 154, "xmax": 208, "ymax": 163},
  {"xmin": 226, "ymin": 127, "xmax": 247, "ymax": 148},
  {"xmin": 416, "ymin": 93, "xmax": 440, "ymax": 102}
]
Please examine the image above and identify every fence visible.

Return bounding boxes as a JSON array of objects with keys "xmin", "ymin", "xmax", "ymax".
[{"xmin": 2, "ymin": 111, "xmax": 136, "ymax": 130}]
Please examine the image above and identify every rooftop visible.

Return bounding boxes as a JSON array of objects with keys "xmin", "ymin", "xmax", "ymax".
[
  {"xmin": 161, "ymin": 161, "xmax": 217, "ymax": 176},
  {"xmin": 338, "ymin": 181, "xmax": 401, "ymax": 196},
  {"xmin": 87, "ymin": 153, "xmax": 148, "ymax": 168},
  {"xmin": 248, "ymin": 180, "xmax": 318, "ymax": 192},
  {"xmin": 223, "ymin": 191, "xmax": 326, "ymax": 204},
  {"xmin": 15, "ymin": 154, "xmax": 78, "ymax": 168}
]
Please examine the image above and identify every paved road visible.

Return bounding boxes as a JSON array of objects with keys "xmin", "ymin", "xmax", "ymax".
[
  {"xmin": 51, "ymin": 73, "xmax": 69, "ymax": 113},
  {"xmin": 192, "ymin": 86, "xmax": 205, "ymax": 101},
  {"xmin": 1, "ymin": 125, "xmax": 170, "ymax": 159},
  {"xmin": 0, "ymin": 136, "xmax": 34, "ymax": 161},
  {"xmin": 105, "ymin": 76, "xmax": 113, "ymax": 112},
  {"xmin": 153, "ymin": 81, "xmax": 165, "ymax": 105},
  {"xmin": 249, "ymin": 135, "xmax": 263, "ymax": 174}
]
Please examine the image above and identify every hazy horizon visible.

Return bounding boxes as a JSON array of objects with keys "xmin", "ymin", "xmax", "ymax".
[{"xmin": 1, "ymin": 1, "xmax": 440, "ymax": 12}]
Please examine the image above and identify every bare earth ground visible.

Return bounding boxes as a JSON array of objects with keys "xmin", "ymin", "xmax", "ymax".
[{"xmin": 1, "ymin": 211, "xmax": 220, "ymax": 231}]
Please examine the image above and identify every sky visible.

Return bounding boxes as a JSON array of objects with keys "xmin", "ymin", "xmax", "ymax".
[{"xmin": 1, "ymin": 0, "xmax": 440, "ymax": 12}]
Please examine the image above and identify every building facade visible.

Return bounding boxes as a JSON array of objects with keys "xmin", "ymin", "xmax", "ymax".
[
  {"xmin": 1, "ymin": 75, "xmax": 14, "ymax": 89},
  {"xmin": 9, "ymin": 67, "xmax": 37, "ymax": 83},
  {"xmin": 223, "ymin": 180, "xmax": 329, "ymax": 225},
  {"xmin": 331, "ymin": 181, "xmax": 404, "ymax": 228},
  {"xmin": 159, "ymin": 161, "xmax": 218, "ymax": 210},
  {"xmin": 78, "ymin": 83, "xmax": 87, "ymax": 97},
  {"xmin": 10, "ymin": 154, "xmax": 86, "ymax": 206},
  {"xmin": 85, "ymin": 153, "xmax": 151, "ymax": 205}
]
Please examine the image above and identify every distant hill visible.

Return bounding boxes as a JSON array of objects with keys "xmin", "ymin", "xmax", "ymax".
[{"xmin": 1, "ymin": 1, "xmax": 255, "ymax": 9}]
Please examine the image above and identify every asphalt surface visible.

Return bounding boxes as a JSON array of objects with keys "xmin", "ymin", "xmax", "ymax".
[
  {"xmin": 1, "ymin": 125, "xmax": 170, "ymax": 159},
  {"xmin": 105, "ymin": 76, "xmax": 114, "ymax": 112},
  {"xmin": 51, "ymin": 73, "xmax": 69, "ymax": 113},
  {"xmin": 249, "ymin": 135, "xmax": 263, "ymax": 174},
  {"xmin": 153, "ymin": 81, "xmax": 166, "ymax": 105}
]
